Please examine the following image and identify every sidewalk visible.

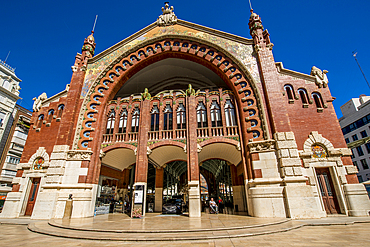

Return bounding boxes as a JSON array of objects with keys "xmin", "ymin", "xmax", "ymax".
[
  {"xmin": 22, "ymin": 213, "xmax": 370, "ymax": 242},
  {"xmin": 0, "ymin": 217, "xmax": 45, "ymax": 225}
]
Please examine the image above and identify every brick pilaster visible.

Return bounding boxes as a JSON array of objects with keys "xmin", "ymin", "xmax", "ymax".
[
  {"xmin": 135, "ymin": 99, "xmax": 150, "ymax": 182},
  {"xmin": 186, "ymin": 95, "xmax": 199, "ymax": 181}
]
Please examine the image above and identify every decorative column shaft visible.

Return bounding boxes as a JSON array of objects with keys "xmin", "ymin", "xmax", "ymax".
[
  {"xmin": 135, "ymin": 99, "xmax": 150, "ymax": 182},
  {"xmin": 186, "ymin": 85, "xmax": 201, "ymax": 217}
]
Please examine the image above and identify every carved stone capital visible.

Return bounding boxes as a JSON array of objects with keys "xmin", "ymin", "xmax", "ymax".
[
  {"xmin": 248, "ymin": 139, "xmax": 275, "ymax": 153},
  {"xmin": 147, "ymin": 146, "xmax": 152, "ymax": 155},
  {"xmin": 66, "ymin": 150, "xmax": 93, "ymax": 161},
  {"xmin": 99, "ymin": 149, "xmax": 106, "ymax": 158}
]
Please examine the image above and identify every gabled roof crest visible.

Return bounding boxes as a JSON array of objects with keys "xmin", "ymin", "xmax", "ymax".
[{"xmin": 157, "ymin": 2, "xmax": 177, "ymax": 26}]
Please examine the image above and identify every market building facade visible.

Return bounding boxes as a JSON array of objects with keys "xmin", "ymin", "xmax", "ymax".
[{"xmin": 1, "ymin": 4, "xmax": 370, "ymax": 219}]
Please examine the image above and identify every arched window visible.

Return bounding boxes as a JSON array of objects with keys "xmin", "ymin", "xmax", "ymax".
[
  {"xmin": 131, "ymin": 106, "xmax": 140, "ymax": 132},
  {"xmin": 47, "ymin": 109, "xmax": 54, "ymax": 123},
  {"xmin": 150, "ymin": 105, "xmax": 160, "ymax": 131},
  {"xmin": 312, "ymin": 92, "xmax": 324, "ymax": 108},
  {"xmin": 2, "ymin": 79, "xmax": 10, "ymax": 90},
  {"xmin": 224, "ymin": 99, "xmax": 237, "ymax": 127},
  {"xmin": 57, "ymin": 104, "xmax": 64, "ymax": 118},
  {"xmin": 106, "ymin": 110, "xmax": 115, "ymax": 134},
  {"xmin": 284, "ymin": 85, "xmax": 295, "ymax": 102},
  {"xmin": 176, "ymin": 103, "xmax": 186, "ymax": 129},
  {"xmin": 37, "ymin": 114, "xmax": 44, "ymax": 128},
  {"xmin": 163, "ymin": 104, "xmax": 173, "ymax": 130},
  {"xmin": 118, "ymin": 109, "xmax": 128, "ymax": 133},
  {"xmin": 197, "ymin": 102, "xmax": 208, "ymax": 128},
  {"xmin": 298, "ymin": 88, "xmax": 309, "ymax": 105},
  {"xmin": 210, "ymin": 100, "xmax": 222, "ymax": 127}
]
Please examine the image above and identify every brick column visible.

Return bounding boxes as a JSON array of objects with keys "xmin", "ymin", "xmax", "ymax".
[
  {"xmin": 112, "ymin": 103, "xmax": 120, "ymax": 142},
  {"xmin": 135, "ymin": 99, "xmax": 150, "ymax": 183},
  {"xmin": 133, "ymin": 98, "xmax": 150, "ymax": 216},
  {"xmin": 55, "ymin": 68, "xmax": 86, "ymax": 146},
  {"xmin": 155, "ymin": 168, "xmax": 164, "ymax": 212},
  {"xmin": 219, "ymin": 88, "xmax": 227, "ymax": 136},
  {"xmin": 186, "ymin": 94, "xmax": 201, "ymax": 217}
]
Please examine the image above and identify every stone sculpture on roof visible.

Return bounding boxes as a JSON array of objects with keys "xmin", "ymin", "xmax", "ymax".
[
  {"xmin": 311, "ymin": 66, "xmax": 329, "ymax": 88},
  {"xmin": 32, "ymin": 92, "xmax": 47, "ymax": 112},
  {"xmin": 157, "ymin": 2, "xmax": 177, "ymax": 26}
]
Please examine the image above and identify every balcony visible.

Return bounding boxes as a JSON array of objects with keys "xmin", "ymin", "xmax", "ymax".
[{"xmin": 102, "ymin": 89, "xmax": 240, "ymax": 146}]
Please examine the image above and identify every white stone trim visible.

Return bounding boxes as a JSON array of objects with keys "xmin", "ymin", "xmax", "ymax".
[
  {"xmin": 303, "ymin": 131, "xmax": 334, "ymax": 152},
  {"xmin": 28, "ymin": 147, "xmax": 50, "ymax": 164}
]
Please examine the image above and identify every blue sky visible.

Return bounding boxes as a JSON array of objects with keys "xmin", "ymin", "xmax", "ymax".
[{"xmin": 1, "ymin": 0, "xmax": 369, "ymax": 118}]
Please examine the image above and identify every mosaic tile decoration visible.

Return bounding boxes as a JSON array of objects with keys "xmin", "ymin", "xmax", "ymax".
[
  {"xmin": 81, "ymin": 25, "xmax": 260, "ymax": 98},
  {"xmin": 312, "ymin": 145, "xmax": 327, "ymax": 158}
]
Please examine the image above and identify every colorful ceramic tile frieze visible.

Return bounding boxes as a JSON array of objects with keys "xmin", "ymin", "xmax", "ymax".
[{"xmin": 80, "ymin": 25, "xmax": 260, "ymax": 98}]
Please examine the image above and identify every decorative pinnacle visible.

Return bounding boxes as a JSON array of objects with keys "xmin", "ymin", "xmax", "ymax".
[{"xmin": 157, "ymin": 2, "xmax": 177, "ymax": 26}]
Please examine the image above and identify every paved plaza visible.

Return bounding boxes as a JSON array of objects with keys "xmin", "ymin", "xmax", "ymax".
[{"xmin": 1, "ymin": 214, "xmax": 369, "ymax": 246}]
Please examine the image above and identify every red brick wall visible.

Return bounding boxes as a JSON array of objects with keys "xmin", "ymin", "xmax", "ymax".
[
  {"xmin": 20, "ymin": 97, "xmax": 67, "ymax": 163},
  {"xmin": 278, "ymin": 74, "xmax": 347, "ymax": 150}
]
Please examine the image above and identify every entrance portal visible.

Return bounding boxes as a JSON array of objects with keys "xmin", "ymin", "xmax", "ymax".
[
  {"xmin": 25, "ymin": 177, "xmax": 41, "ymax": 216},
  {"xmin": 162, "ymin": 161, "xmax": 188, "ymax": 213},
  {"xmin": 316, "ymin": 168, "xmax": 341, "ymax": 214},
  {"xmin": 200, "ymin": 159, "xmax": 236, "ymax": 214}
]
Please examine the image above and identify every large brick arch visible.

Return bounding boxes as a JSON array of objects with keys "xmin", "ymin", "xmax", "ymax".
[
  {"xmin": 102, "ymin": 143, "xmax": 137, "ymax": 153},
  {"xmin": 149, "ymin": 140, "xmax": 186, "ymax": 151},
  {"xmin": 198, "ymin": 137, "xmax": 239, "ymax": 148},
  {"xmin": 72, "ymin": 35, "xmax": 269, "ymax": 159}
]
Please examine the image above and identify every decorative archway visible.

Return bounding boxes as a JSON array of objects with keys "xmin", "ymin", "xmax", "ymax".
[{"xmin": 72, "ymin": 35, "xmax": 269, "ymax": 153}]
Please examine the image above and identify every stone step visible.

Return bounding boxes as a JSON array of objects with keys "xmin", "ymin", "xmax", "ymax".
[{"xmin": 28, "ymin": 220, "xmax": 303, "ymax": 241}]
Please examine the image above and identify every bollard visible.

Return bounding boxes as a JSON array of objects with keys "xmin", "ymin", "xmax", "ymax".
[{"xmin": 63, "ymin": 194, "xmax": 73, "ymax": 219}]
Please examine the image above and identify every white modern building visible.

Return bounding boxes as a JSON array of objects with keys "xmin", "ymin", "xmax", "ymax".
[
  {"xmin": 0, "ymin": 105, "xmax": 31, "ymax": 189},
  {"xmin": 339, "ymin": 95, "xmax": 370, "ymax": 183},
  {"xmin": 0, "ymin": 59, "xmax": 21, "ymax": 157}
]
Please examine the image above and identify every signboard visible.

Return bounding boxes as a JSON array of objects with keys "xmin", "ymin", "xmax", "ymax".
[
  {"xmin": 134, "ymin": 190, "xmax": 143, "ymax": 204},
  {"xmin": 131, "ymin": 184, "xmax": 145, "ymax": 218},
  {"xmin": 134, "ymin": 185, "xmax": 144, "ymax": 204}
]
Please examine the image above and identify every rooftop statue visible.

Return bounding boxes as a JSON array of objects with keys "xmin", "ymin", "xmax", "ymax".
[
  {"xmin": 311, "ymin": 66, "xmax": 329, "ymax": 88},
  {"xmin": 32, "ymin": 92, "xmax": 47, "ymax": 112},
  {"xmin": 157, "ymin": 2, "xmax": 177, "ymax": 26}
]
